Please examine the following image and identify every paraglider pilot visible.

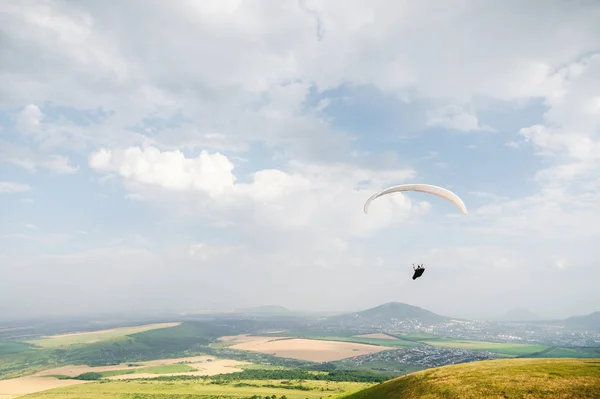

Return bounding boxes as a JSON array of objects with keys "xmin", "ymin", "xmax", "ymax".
[{"xmin": 412, "ymin": 264, "xmax": 425, "ymax": 280}]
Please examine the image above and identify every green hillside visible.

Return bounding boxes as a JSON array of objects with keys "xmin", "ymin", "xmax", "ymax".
[
  {"xmin": 343, "ymin": 358, "xmax": 600, "ymax": 399},
  {"xmin": 562, "ymin": 311, "xmax": 600, "ymax": 329}
]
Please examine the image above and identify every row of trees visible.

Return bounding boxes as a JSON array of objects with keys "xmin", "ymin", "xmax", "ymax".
[{"xmin": 149, "ymin": 368, "xmax": 389, "ymax": 383}]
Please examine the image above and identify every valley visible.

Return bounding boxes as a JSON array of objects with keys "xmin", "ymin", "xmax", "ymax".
[{"xmin": 1, "ymin": 302, "xmax": 599, "ymax": 398}]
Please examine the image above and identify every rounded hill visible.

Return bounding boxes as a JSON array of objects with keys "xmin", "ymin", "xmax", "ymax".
[
  {"xmin": 342, "ymin": 358, "xmax": 600, "ymax": 399},
  {"xmin": 326, "ymin": 301, "xmax": 450, "ymax": 327}
]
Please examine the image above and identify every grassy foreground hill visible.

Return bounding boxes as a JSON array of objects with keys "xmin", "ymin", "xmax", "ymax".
[{"xmin": 343, "ymin": 358, "xmax": 600, "ymax": 399}]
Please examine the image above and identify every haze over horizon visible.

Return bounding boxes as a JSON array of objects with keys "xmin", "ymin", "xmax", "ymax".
[{"xmin": 1, "ymin": 1, "xmax": 600, "ymax": 321}]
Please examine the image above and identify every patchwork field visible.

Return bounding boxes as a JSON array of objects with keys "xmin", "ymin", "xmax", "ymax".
[
  {"xmin": 17, "ymin": 378, "xmax": 374, "ymax": 399},
  {"xmin": 26, "ymin": 323, "xmax": 181, "ymax": 348},
  {"xmin": 40, "ymin": 355, "xmax": 246, "ymax": 379},
  {"xmin": 0, "ymin": 356, "xmax": 246, "ymax": 398},
  {"xmin": 105, "ymin": 359, "xmax": 246, "ymax": 380},
  {"xmin": 228, "ymin": 336, "xmax": 394, "ymax": 362}
]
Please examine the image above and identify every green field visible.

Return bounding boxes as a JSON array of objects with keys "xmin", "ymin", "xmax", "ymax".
[
  {"xmin": 0, "ymin": 342, "xmax": 34, "ymax": 356},
  {"xmin": 91, "ymin": 364, "xmax": 196, "ymax": 378},
  {"xmin": 343, "ymin": 358, "xmax": 600, "ymax": 399},
  {"xmin": 307, "ymin": 336, "xmax": 422, "ymax": 349},
  {"xmin": 0, "ymin": 321, "xmax": 277, "ymax": 380},
  {"xmin": 423, "ymin": 339, "xmax": 550, "ymax": 356},
  {"xmin": 39, "ymin": 364, "xmax": 198, "ymax": 381},
  {"xmin": 529, "ymin": 347, "xmax": 600, "ymax": 358},
  {"xmin": 239, "ymin": 363, "xmax": 290, "ymax": 371},
  {"xmin": 26, "ymin": 323, "xmax": 180, "ymax": 348},
  {"xmin": 4, "ymin": 319, "xmax": 600, "ymax": 399},
  {"xmin": 389, "ymin": 333, "xmax": 442, "ymax": 341},
  {"xmin": 19, "ymin": 378, "xmax": 373, "ymax": 399}
]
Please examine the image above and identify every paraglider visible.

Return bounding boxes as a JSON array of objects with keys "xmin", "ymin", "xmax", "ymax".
[
  {"xmin": 412, "ymin": 264, "xmax": 425, "ymax": 280},
  {"xmin": 363, "ymin": 183, "xmax": 468, "ymax": 215},
  {"xmin": 363, "ymin": 183, "xmax": 468, "ymax": 281}
]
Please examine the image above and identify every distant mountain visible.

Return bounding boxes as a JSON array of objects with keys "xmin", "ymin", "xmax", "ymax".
[
  {"xmin": 561, "ymin": 311, "xmax": 600, "ymax": 329},
  {"xmin": 325, "ymin": 302, "xmax": 450, "ymax": 327},
  {"xmin": 499, "ymin": 308, "xmax": 542, "ymax": 322}
]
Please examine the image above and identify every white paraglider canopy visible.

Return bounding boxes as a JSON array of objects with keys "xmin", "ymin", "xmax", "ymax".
[{"xmin": 363, "ymin": 183, "xmax": 468, "ymax": 215}]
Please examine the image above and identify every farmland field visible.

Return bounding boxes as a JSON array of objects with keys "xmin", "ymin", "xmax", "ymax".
[
  {"xmin": 0, "ymin": 356, "xmax": 247, "ymax": 398},
  {"xmin": 423, "ymin": 339, "xmax": 549, "ymax": 356},
  {"xmin": 529, "ymin": 347, "xmax": 600, "ymax": 358},
  {"xmin": 3, "ymin": 317, "xmax": 600, "ymax": 399},
  {"xmin": 228, "ymin": 336, "xmax": 394, "ymax": 362},
  {"xmin": 0, "ymin": 321, "xmax": 254, "ymax": 380},
  {"xmin": 17, "ymin": 378, "xmax": 374, "ymax": 399},
  {"xmin": 0, "ymin": 376, "xmax": 87, "ymax": 399},
  {"xmin": 392, "ymin": 333, "xmax": 444, "ymax": 340},
  {"xmin": 26, "ymin": 323, "xmax": 181, "ymax": 348}
]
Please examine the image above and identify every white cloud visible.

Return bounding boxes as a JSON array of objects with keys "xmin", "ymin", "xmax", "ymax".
[
  {"xmin": 89, "ymin": 147, "xmax": 236, "ymax": 195},
  {"xmin": 2, "ymin": 0, "xmax": 599, "ymax": 154},
  {"xmin": 504, "ymin": 140, "xmax": 523, "ymax": 149},
  {"xmin": 40, "ymin": 154, "xmax": 79, "ymax": 174},
  {"xmin": 86, "ymin": 146, "xmax": 428, "ymax": 293},
  {"xmin": 16, "ymin": 103, "xmax": 43, "ymax": 132},
  {"xmin": 517, "ymin": 54, "xmax": 600, "ymax": 163},
  {"xmin": 426, "ymin": 104, "xmax": 493, "ymax": 132},
  {"xmin": 0, "ymin": 181, "xmax": 31, "ymax": 193},
  {"xmin": 477, "ymin": 54, "xmax": 600, "ymax": 246},
  {"xmin": 2, "ymin": 1, "xmax": 600, "ymax": 318},
  {"xmin": 0, "ymin": 140, "xmax": 78, "ymax": 174},
  {"xmin": 89, "ymin": 146, "xmax": 420, "ymax": 243}
]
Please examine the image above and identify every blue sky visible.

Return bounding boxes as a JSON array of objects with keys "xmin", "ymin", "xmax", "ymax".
[{"xmin": 1, "ymin": 0, "xmax": 600, "ymax": 321}]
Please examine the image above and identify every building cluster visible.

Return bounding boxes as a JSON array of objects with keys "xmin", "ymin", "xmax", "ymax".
[
  {"xmin": 327, "ymin": 317, "xmax": 600, "ymax": 347},
  {"xmin": 339, "ymin": 346, "xmax": 498, "ymax": 369}
]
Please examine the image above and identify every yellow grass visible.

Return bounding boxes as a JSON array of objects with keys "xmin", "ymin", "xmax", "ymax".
[
  {"xmin": 26, "ymin": 322, "xmax": 180, "ymax": 348},
  {"xmin": 229, "ymin": 336, "xmax": 394, "ymax": 362},
  {"xmin": 344, "ymin": 358, "xmax": 600, "ymax": 399},
  {"xmin": 0, "ymin": 377, "xmax": 87, "ymax": 399},
  {"xmin": 18, "ymin": 379, "xmax": 373, "ymax": 399},
  {"xmin": 33, "ymin": 355, "xmax": 246, "ymax": 379},
  {"xmin": 354, "ymin": 333, "xmax": 399, "ymax": 340},
  {"xmin": 106, "ymin": 359, "xmax": 246, "ymax": 380}
]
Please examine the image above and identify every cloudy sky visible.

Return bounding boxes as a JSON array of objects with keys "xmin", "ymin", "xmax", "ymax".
[{"xmin": 1, "ymin": 0, "xmax": 600, "ymax": 321}]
